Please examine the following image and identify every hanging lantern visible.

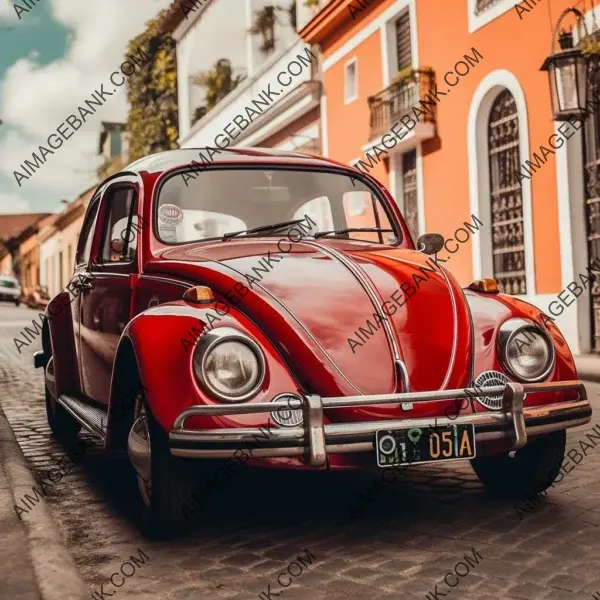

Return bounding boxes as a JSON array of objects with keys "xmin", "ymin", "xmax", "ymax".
[{"xmin": 541, "ymin": 7, "xmax": 589, "ymax": 121}]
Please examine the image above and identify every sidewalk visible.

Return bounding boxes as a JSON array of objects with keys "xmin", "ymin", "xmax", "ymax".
[
  {"xmin": 0, "ymin": 401, "xmax": 88, "ymax": 600},
  {"xmin": 575, "ymin": 354, "xmax": 600, "ymax": 384}
]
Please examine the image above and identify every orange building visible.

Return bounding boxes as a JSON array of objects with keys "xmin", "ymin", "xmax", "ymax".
[{"xmin": 300, "ymin": 0, "xmax": 600, "ymax": 356}]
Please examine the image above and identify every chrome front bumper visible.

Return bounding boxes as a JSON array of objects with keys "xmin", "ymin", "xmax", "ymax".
[{"xmin": 168, "ymin": 381, "xmax": 591, "ymax": 466}]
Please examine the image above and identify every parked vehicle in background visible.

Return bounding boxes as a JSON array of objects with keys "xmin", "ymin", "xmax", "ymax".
[
  {"xmin": 25, "ymin": 285, "xmax": 50, "ymax": 310},
  {"xmin": 0, "ymin": 275, "xmax": 21, "ymax": 306}
]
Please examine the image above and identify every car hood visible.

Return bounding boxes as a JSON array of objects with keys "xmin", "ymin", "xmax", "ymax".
[{"xmin": 154, "ymin": 239, "xmax": 473, "ymax": 410}]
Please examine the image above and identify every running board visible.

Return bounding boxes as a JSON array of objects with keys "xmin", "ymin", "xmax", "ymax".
[{"xmin": 57, "ymin": 394, "xmax": 108, "ymax": 440}]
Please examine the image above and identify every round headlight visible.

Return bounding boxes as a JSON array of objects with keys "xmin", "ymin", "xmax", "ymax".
[
  {"xmin": 193, "ymin": 329, "xmax": 265, "ymax": 401},
  {"xmin": 499, "ymin": 320, "xmax": 555, "ymax": 382}
]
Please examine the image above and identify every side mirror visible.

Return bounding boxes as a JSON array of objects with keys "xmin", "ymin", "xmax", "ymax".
[
  {"xmin": 111, "ymin": 239, "xmax": 125, "ymax": 254},
  {"xmin": 416, "ymin": 233, "xmax": 444, "ymax": 255}
]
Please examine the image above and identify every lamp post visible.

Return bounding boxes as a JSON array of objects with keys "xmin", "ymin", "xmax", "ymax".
[{"xmin": 541, "ymin": 7, "xmax": 590, "ymax": 121}]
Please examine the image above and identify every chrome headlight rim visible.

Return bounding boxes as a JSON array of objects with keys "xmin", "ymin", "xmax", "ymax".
[
  {"xmin": 193, "ymin": 327, "xmax": 266, "ymax": 403},
  {"xmin": 498, "ymin": 318, "xmax": 555, "ymax": 383}
]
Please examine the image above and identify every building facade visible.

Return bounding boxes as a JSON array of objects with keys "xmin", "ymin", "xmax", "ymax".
[
  {"xmin": 163, "ymin": 0, "xmax": 322, "ymax": 155},
  {"xmin": 0, "ymin": 213, "xmax": 52, "ymax": 284},
  {"xmin": 300, "ymin": 0, "xmax": 600, "ymax": 355},
  {"xmin": 19, "ymin": 214, "xmax": 56, "ymax": 298},
  {"xmin": 38, "ymin": 186, "xmax": 95, "ymax": 298}
]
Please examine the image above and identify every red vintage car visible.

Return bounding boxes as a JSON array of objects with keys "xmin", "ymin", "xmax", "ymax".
[{"xmin": 34, "ymin": 149, "xmax": 591, "ymax": 536}]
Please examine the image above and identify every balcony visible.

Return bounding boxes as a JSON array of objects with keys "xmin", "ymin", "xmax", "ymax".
[{"xmin": 367, "ymin": 69, "xmax": 436, "ymax": 140}]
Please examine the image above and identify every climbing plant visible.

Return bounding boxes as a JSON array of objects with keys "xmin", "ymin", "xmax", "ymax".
[
  {"xmin": 125, "ymin": 10, "xmax": 179, "ymax": 163},
  {"xmin": 250, "ymin": 1, "xmax": 301, "ymax": 56}
]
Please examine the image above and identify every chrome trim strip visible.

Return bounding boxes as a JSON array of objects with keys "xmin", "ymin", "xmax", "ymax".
[
  {"xmin": 170, "ymin": 398, "xmax": 590, "ymax": 443},
  {"xmin": 301, "ymin": 241, "xmax": 403, "ymax": 379},
  {"xmin": 173, "ymin": 381, "xmax": 585, "ymax": 426},
  {"xmin": 139, "ymin": 275, "xmax": 192, "ymax": 289},
  {"xmin": 219, "ymin": 255, "xmax": 362, "ymax": 395},
  {"xmin": 169, "ymin": 401, "xmax": 591, "ymax": 459},
  {"xmin": 169, "ymin": 381, "xmax": 590, "ymax": 463}
]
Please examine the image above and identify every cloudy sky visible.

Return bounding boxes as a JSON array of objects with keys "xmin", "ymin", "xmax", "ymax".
[{"xmin": 0, "ymin": 0, "xmax": 172, "ymax": 215}]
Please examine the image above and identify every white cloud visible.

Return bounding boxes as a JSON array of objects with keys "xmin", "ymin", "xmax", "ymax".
[
  {"xmin": 0, "ymin": 0, "xmax": 16, "ymax": 20},
  {"xmin": 0, "ymin": 191, "xmax": 29, "ymax": 213},
  {"xmin": 0, "ymin": 0, "xmax": 172, "ymax": 211}
]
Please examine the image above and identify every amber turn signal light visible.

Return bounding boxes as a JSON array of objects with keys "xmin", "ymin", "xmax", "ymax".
[
  {"xmin": 182, "ymin": 286, "xmax": 215, "ymax": 304},
  {"xmin": 468, "ymin": 278, "xmax": 499, "ymax": 293}
]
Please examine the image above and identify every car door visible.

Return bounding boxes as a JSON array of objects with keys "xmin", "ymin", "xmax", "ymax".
[
  {"xmin": 71, "ymin": 194, "xmax": 101, "ymax": 393},
  {"xmin": 78, "ymin": 181, "xmax": 139, "ymax": 405}
]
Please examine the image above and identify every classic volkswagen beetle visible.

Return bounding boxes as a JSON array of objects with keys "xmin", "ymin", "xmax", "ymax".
[{"xmin": 34, "ymin": 148, "xmax": 591, "ymax": 536}]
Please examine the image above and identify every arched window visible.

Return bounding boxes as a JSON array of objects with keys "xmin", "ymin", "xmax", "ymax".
[{"xmin": 488, "ymin": 89, "xmax": 527, "ymax": 294}]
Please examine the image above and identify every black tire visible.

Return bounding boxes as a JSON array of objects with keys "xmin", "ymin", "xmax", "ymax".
[
  {"xmin": 14, "ymin": 299, "xmax": 19, "ymax": 306},
  {"xmin": 470, "ymin": 430, "xmax": 566, "ymax": 498},
  {"xmin": 132, "ymin": 397, "xmax": 200, "ymax": 539},
  {"xmin": 45, "ymin": 384, "xmax": 81, "ymax": 442}
]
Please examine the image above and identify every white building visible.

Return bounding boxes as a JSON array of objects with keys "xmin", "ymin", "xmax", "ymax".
[{"xmin": 163, "ymin": 0, "xmax": 322, "ymax": 154}]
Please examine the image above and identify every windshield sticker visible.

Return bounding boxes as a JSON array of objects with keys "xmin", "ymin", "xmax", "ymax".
[
  {"xmin": 159, "ymin": 204, "xmax": 183, "ymax": 225},
  {"xmin": 159, "ymin": 223, "xmax": 177, "ymax": 242}
]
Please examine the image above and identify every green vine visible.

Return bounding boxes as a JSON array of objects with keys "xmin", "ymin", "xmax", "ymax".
[
  {"xmin": 390, "ymin": 66, "xmax": 434, "ymax": 87},
  {"xmin": 192, "ymin": 58, "xmax": 244, "ymax": 123},
  {"xmin": 125, "ymin": 10, "xmax": 179, "ymax": 163},
  {"xmin": 579, "ymin": 36, "xmax": 600, "ymax": 55},
  {"xmin": 249, "ymin": 2, "xmax": 300, "ymax": 56}
]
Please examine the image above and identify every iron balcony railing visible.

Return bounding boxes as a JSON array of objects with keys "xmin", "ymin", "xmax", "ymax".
[{"xmin": 367, "ymin": 69, "xmax": 436, "ymax": 139}]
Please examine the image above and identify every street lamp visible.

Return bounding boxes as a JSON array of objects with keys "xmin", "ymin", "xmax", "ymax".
[{"xmin": 541, "ymin": 7, "xmax": 589, "ymax": 121}]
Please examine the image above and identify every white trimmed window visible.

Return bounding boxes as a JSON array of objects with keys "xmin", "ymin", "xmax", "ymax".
[
  {"xmin": 344, "ymin": 58, "xmax": 358, "ymax": 104},
  {"xmin": 468, "ymin": 0, "xmax": 520, "ymax": 33}
]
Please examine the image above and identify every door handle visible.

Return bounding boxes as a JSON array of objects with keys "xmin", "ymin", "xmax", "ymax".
[{"xmin": 73, "ymin": 275, "xmax": 93, "ymax": 291}]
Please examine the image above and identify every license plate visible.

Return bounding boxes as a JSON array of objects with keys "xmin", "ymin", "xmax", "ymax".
[{"xmin": 375, "ymin": 424, "xmax": 476, "ymax": 467}]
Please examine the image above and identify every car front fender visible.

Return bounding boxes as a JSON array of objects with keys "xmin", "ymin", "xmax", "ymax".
[{"xmin": 107, "ymin": 301, "xmax": 301, "ymax": 436}]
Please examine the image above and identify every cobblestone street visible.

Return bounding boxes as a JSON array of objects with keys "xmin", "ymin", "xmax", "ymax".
[{"xmin": 2, "ymin": 304, "xmax": 600, "ymax": 600}]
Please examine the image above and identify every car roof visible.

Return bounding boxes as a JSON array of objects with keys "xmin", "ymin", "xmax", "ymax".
[{"xmin": 124, "ymin": 148, "xmax": 355, "ymax": 175}]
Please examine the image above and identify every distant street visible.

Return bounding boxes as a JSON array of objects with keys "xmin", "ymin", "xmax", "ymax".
[{"xmin": 2, "ymin": 302, "xmax": 600, "ymax": 600}]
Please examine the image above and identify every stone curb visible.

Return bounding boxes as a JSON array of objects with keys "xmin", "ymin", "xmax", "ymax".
[{"xmin": 0, "ymin": 403, "xmax": 88, "ymax": 600}]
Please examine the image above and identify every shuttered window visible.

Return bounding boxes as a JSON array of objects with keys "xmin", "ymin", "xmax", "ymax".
[{"xmin": 395, "ymin": 12, "xmax": 412, "ymax": 72}]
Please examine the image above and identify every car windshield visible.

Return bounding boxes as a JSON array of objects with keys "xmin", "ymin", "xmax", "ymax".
[
  {"xmin": 156, "ymin": 168, "xmax": 400, "ymax": 245},
  {"xmin": 0, "ymin": 277, "xmax": 17, "ymax": 288}
]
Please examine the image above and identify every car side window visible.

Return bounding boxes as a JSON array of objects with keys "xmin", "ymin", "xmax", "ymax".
[
  {"xmin": 76, "ymin": 197, "xmax": 100, "ymax": 267},
  {"xmin": 99, "ymin": 186, "xmax": 136, "ymax": 263}
]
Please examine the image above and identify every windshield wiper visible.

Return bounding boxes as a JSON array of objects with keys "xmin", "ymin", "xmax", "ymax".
[
  {"xmin": 314, "ymin": 227, "xmax": 394, "ymax": 239},
  {"xmin": 222, "ymin": 218, "xmax": 308, "ymax": 240}
]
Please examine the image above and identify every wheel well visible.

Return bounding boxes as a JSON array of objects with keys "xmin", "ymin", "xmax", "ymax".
[{"xmin": 107, "ymin": 337, "xmax": 143, "ymax": 452}]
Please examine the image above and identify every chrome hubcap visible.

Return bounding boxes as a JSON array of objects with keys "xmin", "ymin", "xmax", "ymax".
[{"xmin": 127, "ymin": 399, "xmax": 152, "ymax": 507}]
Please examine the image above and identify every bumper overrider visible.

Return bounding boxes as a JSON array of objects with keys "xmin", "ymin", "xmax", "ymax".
[{"xmin": 168, "ymin": 381, "xmax": 591, "ymax": 466}]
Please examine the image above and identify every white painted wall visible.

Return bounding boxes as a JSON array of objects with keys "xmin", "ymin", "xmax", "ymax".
[
  {"xmin": 177, "ymin": 0, "xmax": 299, "ymax": 140},
  {"xmin": 181, "ymin": 39, "xmax": 312, "ymax": 149},
  {"xmin": 39, "ymin": 236, "xmax": 60, "ymax": 298}
]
